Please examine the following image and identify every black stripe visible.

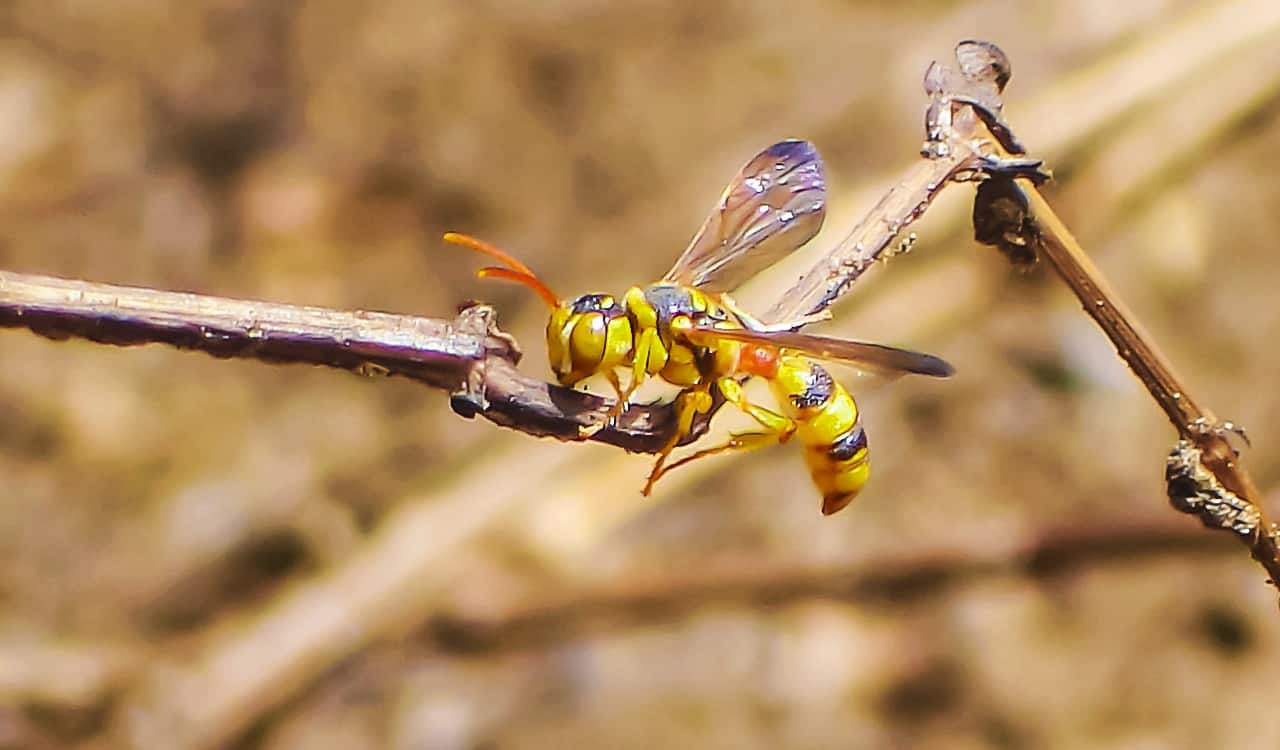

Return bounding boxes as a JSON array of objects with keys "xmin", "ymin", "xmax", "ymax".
[
  {"xmin": 570, "ymin": 294, "xmax": 624, "ymax": 318},
  {"xmin": 828, "ymin": 423, "xmax": 867, "ymax": 462},
  {"xmin": 789, "ymin": 362, "xmax": 834, "ymax": 409}
]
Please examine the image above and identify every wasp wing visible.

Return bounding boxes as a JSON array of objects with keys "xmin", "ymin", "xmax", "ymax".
[
  {"xmin": 688, "ymin": 325, "xmax": 954, "ymax": 379},
  {"xmin": 662, "ymin": 140, "xmax": 826, "ymax": 293}
]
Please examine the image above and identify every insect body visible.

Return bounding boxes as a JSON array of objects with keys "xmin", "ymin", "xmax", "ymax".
[{"xmin": 444, "ymin": 140, "xmax": 952, "ymax": 514}]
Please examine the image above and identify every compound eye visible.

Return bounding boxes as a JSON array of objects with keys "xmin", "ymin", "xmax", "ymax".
[
  {"xmin": 569, "ymin": 313, "xmax": 608, "ymax": 370},
  {"xmin": 546, "ymin": 306, "xmax": 575, "ymax": 375},
  {"xmin": 570, "ymin": 294, "xmax": 614, "ymax": 315}
]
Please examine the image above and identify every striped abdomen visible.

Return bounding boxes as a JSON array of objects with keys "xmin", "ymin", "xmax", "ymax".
[{"xmin": 768, "ymin": 355, "xmax": 869, "ymax": 515}]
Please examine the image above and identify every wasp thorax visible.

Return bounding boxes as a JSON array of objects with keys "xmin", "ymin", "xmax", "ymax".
[{"xmin": 546, "ymin": 293, "xmax": 633, "ymax": 386}]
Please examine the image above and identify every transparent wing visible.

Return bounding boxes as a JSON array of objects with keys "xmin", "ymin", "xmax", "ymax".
[
  {"xmin": 687, "ymin": 324, "xmax": 954, "ymax": 379},
  {"xmin": 663, "ymin": 140, "xmax": 826, "ymax": 293}
]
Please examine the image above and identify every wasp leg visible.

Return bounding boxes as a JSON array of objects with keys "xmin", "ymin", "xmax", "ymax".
[
  {"xmin": 579, "ymin": 370, "xmax": 637, "ymax": 437},
  {"xmin": 647, "ymin": 429, "xmax": 787, "ymax": 486},
  {"xmin": 716, "ymin": 377, "xmax": 796, "ymax": 438},
  {"xmin": 642, "ymin": 377, "xmax": 796, "ymax": 495},
  {"xmin": 580, "ymin": 324, "xmax": 665, "ymax": 436},
  {"xmin": 1187, "ymin": 416, "xmax": 1251, "ymax": 449},
  {"xmin": 642, "ymin": 383, "xmax": 714, "ymax": 496},
  {"xmin": 580, "ymin": 323, "xmax": 665, "ymax": 436}
]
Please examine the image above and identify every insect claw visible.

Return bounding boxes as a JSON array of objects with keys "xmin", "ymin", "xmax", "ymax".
[
  {"xmin": 975, "ymin": 154, "xmax": 1052, "ymax": 184},
  {"xmin": 579, "ymin": 393, "xmax": 632, "ymax": 438},
  {"xmin": 578, "ymin": 420, "xmax": 607, "ymax": 437},
  {"xmin": 1187, "ymin": 417, "xmax": 1251, "ymax": 449}
]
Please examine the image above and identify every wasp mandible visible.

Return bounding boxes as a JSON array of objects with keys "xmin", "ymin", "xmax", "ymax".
[{"xmin": 445, "ymin": 140, "xmax": 952, "ymax": 514}]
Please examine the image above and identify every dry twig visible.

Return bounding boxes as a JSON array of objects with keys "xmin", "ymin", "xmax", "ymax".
[
  {"xmin": 763, "ymin": 43, "xmax": 1022, "ymax": 323},
  {"xmin": 0, "ymin": 271, "xmax": 703, "ymax": 453},
  {"xmin": 969, "ymin": 118, "xmax": 1280, "ymax": 591}
]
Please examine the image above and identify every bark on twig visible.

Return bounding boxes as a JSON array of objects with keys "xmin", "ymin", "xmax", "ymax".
[
  {"xmin": 969, "ymin": 125, "xmax": 1280, "ymax": 591},
  {"xmin": 0, "ymin": 271, "xmax": 706, "ymax": 453},
  {"xmin": 767, "ymin": 40, "xmax": 1027, "ymax": 323},
  {"xmin": 765, "ymin": 152, "xmax": 980, "ymax": 323}
]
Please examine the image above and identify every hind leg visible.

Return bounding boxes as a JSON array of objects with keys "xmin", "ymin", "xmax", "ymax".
[
  {"xmin": 645, "ymin": 430, "xmax": 786, "ymax": 488},
  {"xmin": 643, "ymin": 377, "xmax": 795, "ymax": 493}
]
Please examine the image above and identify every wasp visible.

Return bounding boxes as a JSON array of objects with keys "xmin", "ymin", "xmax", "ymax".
[{"xmin": 445, "ymin": 140, "xmax": 952, "ymax": 514}]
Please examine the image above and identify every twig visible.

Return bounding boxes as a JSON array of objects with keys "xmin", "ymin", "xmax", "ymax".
[
  {"xmin": 766, "ymin": 152, "xmax": 980, "ymax": 323},
  {"xmin": 969, "ymin": 123, "xmax": 1280, "ymax": 591},
  {"xmin": 0, "ymin": 270, "xmax": 708, "ymax": 453},
  {"xmin": 766, "ymin": 40, "xmax": 1033, "ymax": 324}
]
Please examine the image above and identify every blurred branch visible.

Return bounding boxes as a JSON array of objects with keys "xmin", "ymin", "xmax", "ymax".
[
  {"xmin": 428, "ymin": 515, "xmax": 1234, "ymax": 651},
  {"xmin": 7, "ymin": 509, "xmax": 1246, "ymax": 715},
  {"xmin": 0, "ymin": 270, "xmax": 708, "ymax": 453},
  {"xmin": 0, "ymin": 639, "xmax": 137, "ymax": 710},
  {"xmin": 112, "ymin": 442, "xmax": 581, "ymax": 750},
  {"xmin": 1014, "ymin": 0, "xmax": 1280, "ymax": 159}
]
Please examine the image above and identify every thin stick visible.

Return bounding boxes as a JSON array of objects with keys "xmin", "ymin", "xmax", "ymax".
[
  {"xmin": 0, "ymin": 270, "xmax": 708, "ymax": 453},
  {"xmin": 765, "ymin": 39, "xmax": 1027, "ymax": 324},
  {"xmin": 765, "ymin": 147, "xmax": 984, "ymax": 323},
  {"xmin": 1010, "ymin": 184, "xmax": 1280, "ymax": 587},
  {"xmin": 1021, "ymin": 188, "xmax": 1257, "ymax": 492}
]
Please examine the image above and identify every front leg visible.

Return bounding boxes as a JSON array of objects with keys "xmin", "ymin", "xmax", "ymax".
[{"xmin": 578, "ymin": 369, "xmax": 636, "ymax": 437}]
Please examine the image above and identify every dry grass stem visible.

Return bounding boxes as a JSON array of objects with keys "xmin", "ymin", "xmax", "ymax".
[
  {"xmin": 978, "ymin": 179, "xmax": 1280, "ymax": 591},
  {"xmin": 0, "ymin": 270, "xmax": 710, "ymax": 453}
]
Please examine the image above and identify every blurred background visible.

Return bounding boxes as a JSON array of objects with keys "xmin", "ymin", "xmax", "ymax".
[{"xmin": 1, "ymin": 1, "xmax": 1279, "ymax": 748}]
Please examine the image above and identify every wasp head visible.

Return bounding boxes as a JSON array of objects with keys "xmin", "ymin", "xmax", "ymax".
[{"xmin": 547, "ymin": 294, "xmax": 633, "ymax": 386}]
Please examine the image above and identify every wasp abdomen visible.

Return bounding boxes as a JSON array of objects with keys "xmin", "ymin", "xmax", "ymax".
[{"xmin": 771, "ymin": 357, "xmax": 870, "ymax": 515}]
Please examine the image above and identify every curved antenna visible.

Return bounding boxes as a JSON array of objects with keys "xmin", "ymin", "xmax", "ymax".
[
  {"xmin": 475, "ymin": 267, "xmax": 560, "ymax": 309},
  {"xmin": 443, "ymin": 232, "xmax": 539, "ymax": 277},
  {"xmin": 443, "ymin": 232, "xmax": 560, "ymax": 308}
]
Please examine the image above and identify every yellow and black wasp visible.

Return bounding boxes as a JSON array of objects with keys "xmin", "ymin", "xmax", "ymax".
[{"xmin": 445, "ymin": 140, "xmax": 952, "ymax": 514}]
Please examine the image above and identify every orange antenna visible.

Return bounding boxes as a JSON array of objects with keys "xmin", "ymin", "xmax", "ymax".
[
  {"xmin": 442, "ymin": 232, "xmax": 560, "ymax": 308},
  {"xmin": 443, "ymin": 232, "xmax": 539, "ymax": 277},
  {"xmin": 474, "ymin": 267, "xmax": 560, "ymax": 308}
]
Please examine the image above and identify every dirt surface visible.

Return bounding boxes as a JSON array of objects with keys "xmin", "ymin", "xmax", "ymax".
[{"xmin": 1, "ymin": 2, "xmax": 1279, "ymax": 748}]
